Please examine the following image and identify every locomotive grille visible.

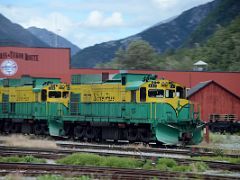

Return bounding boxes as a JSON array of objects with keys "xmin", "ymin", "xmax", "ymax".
[
  {"xmin": 70, "ymin": 93, "xmax": 80, "ymax": 115},
  {"xmin": 2, "ymin": 94, "xmax": 9, "ymax": 113}
]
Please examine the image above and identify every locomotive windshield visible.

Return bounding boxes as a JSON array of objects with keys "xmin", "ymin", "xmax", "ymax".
[
  {"xmin": 63, "ymin": 91, "xmax": 69, "ymax": 98},
  {"xmin": 165, "ymin": 89, "xmax": 175, "ymax": 98},
  {"xmin": 49, "ymin": 91, "xmax": 61, "ymax": 98},
  {"xmin": 148, "ymin": 89, "xmax": 164, "ymax": 98}
]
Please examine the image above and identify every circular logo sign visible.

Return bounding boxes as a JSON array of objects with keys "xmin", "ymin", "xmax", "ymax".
[{"xmin": 0, "ymin": 59, "xmax": 18, "ymax": 76}]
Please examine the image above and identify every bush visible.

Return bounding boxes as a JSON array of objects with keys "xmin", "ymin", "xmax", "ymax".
[
  {"xmin": 156, "ymin": 158, "xmax": 177, "ymax": 170},
  {"xmin": 101, "ymin": 156, "xmax": 141, "ymax": 168},
  {"xmin": 142, "ymin": 160, "xmax": 154, "ymax": 170},
  {"xmin": 172, "ymin": 165, "xmax": 190, "ymax": 172},
  {"xmin": 189, "ymin": 162, "xmax": 209, "ymax": 172},
  {"xmin": 57, "ymin": 153, "xmax": 102, "ymax": 166}
]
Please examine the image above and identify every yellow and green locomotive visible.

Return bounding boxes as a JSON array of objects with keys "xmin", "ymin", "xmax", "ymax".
[{"xmin": 0, "ymin": 73, "xmax": 204, "ymax": 145}]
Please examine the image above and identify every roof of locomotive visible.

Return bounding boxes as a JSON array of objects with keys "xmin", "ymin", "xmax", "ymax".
[
  {"xmin": 112, "ymin": 73, "xmax": 158, "ymax": 82},
  {"xmin": 0, "ymin": 75, "xmax": 61, "ymax": 92}
]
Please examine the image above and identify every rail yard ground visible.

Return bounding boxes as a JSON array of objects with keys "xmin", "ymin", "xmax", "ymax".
[
  {"xmin": 0, "ymin": 133, "xmax": 239, "ymax": 179},
  {"xmin": 190, "ymin": 132, "xmax": 240, "ymax": 155}
]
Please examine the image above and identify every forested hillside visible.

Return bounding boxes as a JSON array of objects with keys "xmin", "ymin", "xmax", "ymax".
[
  {"xmin": 96, "ymin": 16, "xmax": 240, "ymax": 71},
  {"xmin": 72, "ymin": 0, "xmax": 218, "ymax": 68},
  {"xmin": 184, "ymin": 0, "xmax": 240, "ymax": 47}
]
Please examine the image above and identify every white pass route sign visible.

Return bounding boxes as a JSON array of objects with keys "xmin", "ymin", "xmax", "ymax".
[{"xmin": 0, "ymin": 59, "xmax": 18, "ymax": 76}]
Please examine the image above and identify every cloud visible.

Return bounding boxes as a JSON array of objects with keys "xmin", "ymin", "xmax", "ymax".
[
  {"xmin": 72, "ymin": 32, "xmax": 114, "ymax": 48},
  {"xmin": 23, "ymin": 12, "xmax": 74, "ymax": 37},
  {"xmin": 152, "ymin": 0, "xmax": 178, "ymax": 9},
  {"xmin": 81, "ymin": 10, "xmax": 124, "ymax": 28}
]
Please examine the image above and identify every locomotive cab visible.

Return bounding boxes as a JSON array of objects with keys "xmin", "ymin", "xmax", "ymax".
[
  {"xmin": 41, "ymin": 83, "xmax": 70, "ymax": 107},
  {"xmin": 137, "ymin": 80, "xmax": 189, "ymax": 111}
]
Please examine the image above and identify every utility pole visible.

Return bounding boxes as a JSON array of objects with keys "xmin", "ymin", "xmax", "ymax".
[{"xmin": 55, "ymin": 29, "xmax": 61, "ymax": 48}]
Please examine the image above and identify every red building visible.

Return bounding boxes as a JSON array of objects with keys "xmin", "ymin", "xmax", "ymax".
[
  {"xmin": 0, "ymin": 46, "xmax": 71, "ymax": 82},
  {"xmin": 187, "ymin": 80, "xmax": 240, "ymax": 122}
]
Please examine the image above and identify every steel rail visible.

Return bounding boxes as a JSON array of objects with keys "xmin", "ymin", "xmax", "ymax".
[{"xmin": 0, "ymin": 162, "xmax": 239, "ymax": 180}]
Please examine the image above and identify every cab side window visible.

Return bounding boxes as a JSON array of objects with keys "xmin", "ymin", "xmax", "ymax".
[
  {"xmin": 140, "ymin": 87, "xmax": 146, "ymax": 102},
  {"xmin": 41, "ymin": 89, "xmax": 47, "ymax": 101},
  {"xmin": 176, "ymin": 86, "xmax": 185, "ymax": 99}
]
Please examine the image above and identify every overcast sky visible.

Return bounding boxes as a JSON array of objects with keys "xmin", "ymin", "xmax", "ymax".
[{"xmin": 0, "ymin": 0, "xmax": 213, "ymax": 48}]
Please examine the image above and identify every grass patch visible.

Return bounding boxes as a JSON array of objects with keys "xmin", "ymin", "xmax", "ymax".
[
  {"xmin": 57, "ymin": 153, "xmax": 142, "ymax": 169},
  {"xmin": 156, "ymin": 158, "xmax": 209, "ymax": 172},
  {"xmin": 156, "ymin": 158, "xmax": 177, "ymax": 171},
  {"xmin": 57, "ymin": 153, "xmax": 209, "ymax": 173},
  {"xmin": 37, "ymin": 175, "xmax": 92, "ymax": 180},
  {"xmin": 193, "ymin": 156, "xmax": 240, "ymax": 164},
  {"xmin": 0, "ymin": 155, "xmax": 46, "ymax": 163}
]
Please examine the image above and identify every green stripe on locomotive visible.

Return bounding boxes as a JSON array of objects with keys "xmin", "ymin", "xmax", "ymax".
[{"xmin": 62, "ymin": 100, "xmax": 203, "ymax": 145}]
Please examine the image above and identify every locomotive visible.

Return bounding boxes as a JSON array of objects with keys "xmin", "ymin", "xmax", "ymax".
[{"xmin": 0, "ymin": 73, "xmax": 204, "ymax": 145}]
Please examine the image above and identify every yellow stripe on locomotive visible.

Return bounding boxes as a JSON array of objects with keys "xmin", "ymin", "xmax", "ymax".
[{"xmin": 70, "ymin": 73, "xmax": 189, "ymax": 113}]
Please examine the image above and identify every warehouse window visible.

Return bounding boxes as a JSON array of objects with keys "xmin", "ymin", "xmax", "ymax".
[
  {"xmin": 49, "ymin": 91, "xmax": 61, "ymax": 98},
  {"xmin": 148, "ymin": 89, "xmax": 164, "ymax": 98}
]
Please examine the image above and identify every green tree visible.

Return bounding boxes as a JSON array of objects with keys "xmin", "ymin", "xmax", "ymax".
[
  {"xmin": 121, "ymin": 40, "xmax": 157, "ymax": 69},
  {"xmin": 96, "ymin": 40, "xmax": 158, "ymax": 69}
]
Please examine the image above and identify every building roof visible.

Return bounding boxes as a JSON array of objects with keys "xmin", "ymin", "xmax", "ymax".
[
  {"xmin": 187, "ymin": 80, "xmax": 240, "ymax": 100},
  {"xmin": 194, "ymin": 60, "xmax": 208, "ymax": 65},
  {"xmin": 187, "ymin": 80, "xmax": 212, "ymax": 97}
]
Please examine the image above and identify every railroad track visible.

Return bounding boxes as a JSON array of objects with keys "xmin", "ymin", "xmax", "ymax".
[
  {"xmin": 0, "ymin": 162, "xmax": 239, "ymax": 180},
  {"xmin": 0, "ymin": 145, "xmax": 239, "ymax": 172},
  {"xmin": 56, "ymin": 141, "xmax": 240, "ymax": 158}
]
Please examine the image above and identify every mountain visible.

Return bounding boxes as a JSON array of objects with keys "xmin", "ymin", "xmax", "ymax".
[
  {"xmin": 71, "ymin": 0, "xmax": 220, "ymax": 68},
  {"xmin": 0, "ymin": 13, "xmax": 49, "ymax": 47},
  {"xmin": 28, "ymin": 27, "xmax": 80, "ymax": 56},
  {"xmin": 184, "ymin": 0, "xmax": 240, "ymax": 47}
]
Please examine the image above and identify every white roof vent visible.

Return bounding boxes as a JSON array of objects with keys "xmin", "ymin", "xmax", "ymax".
[{"xmin": 193, "ymin": 60, "xmax": 208, "ymax": 71}]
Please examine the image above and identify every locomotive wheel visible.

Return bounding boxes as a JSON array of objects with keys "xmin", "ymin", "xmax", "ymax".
[
  {"xmin": 85, "ymin": 127, "xmax": 96, "ymax": 139},
  {"xmin": 74, "ymin": 125, "xmax": 85, "ymax": 139},
  {"xmin": 21, "ymin": 123, "xmax": 33, "ymax": 134},
  {"xmin": 42, "ymin": 124, "xmax": 49, "ymax": 135},
  {"xmin": 3, "ymin": 121, "xmax": 13, "ymax": 134},
  {"xmin": 34, "ymin": 123, "xmax": 43, "ymax": 135},
  {"xmin": 11, "ymin": 123, "xmax": 21, "ymax": 133},
  {"xmin": 0, "ymin": 121, "xmax": 4, "ymax": 132},
  {"xmin": 128, "ymin": 128, "xmax": 138, "ymax": 141},
  {"xmin": 138, "ymin": 129, "xmax": 150, "ymax": 142},
  {"xmin": 64, "ymin": 125, "xmax": 72, "ymax": 138}
]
